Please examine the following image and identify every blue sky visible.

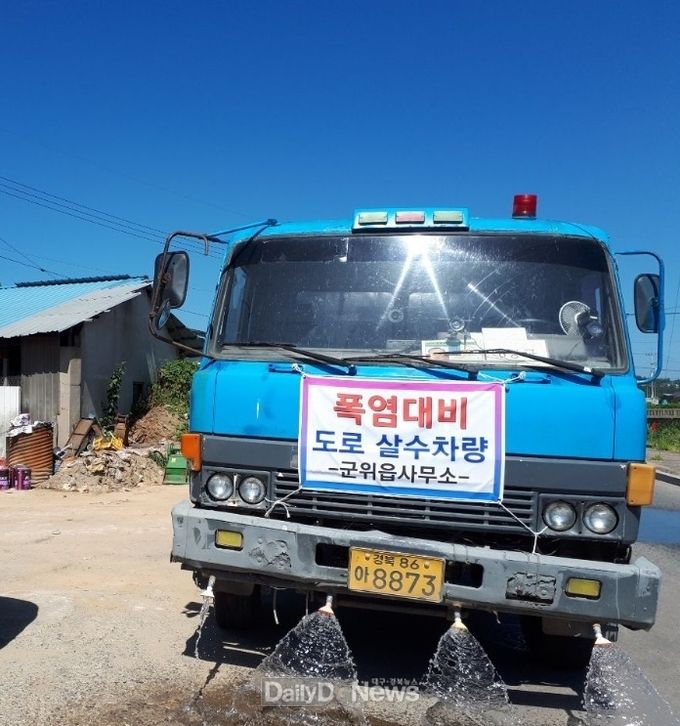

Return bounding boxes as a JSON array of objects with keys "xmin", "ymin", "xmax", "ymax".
[{"xmin": 1, "ymin": 1, "xmax": 678, "ymax": 375}]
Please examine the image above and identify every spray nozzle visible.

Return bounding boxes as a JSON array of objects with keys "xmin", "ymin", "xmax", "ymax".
[
  {"xmin": 318, "ymin": 594, "xmax": 335, "ymax": 617},
  {"xmin": 593, "ymin": 623, "xmax": 612, "ymax": 647},
  {"xmin": 451, "ymin": 607, "xmax": 469, "ymax": 632},
  {"xmin": 201, "ymin": 575, "xmax": 216, "ymax": 601}
]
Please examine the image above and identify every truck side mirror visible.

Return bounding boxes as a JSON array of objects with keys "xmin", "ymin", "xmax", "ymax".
[
  {"xmin": 151, "ymin": 251, "xmax": 190, "ymax": 330},
  {"xmin": 634, "ymin": 273, "xmax": 660, "ymax": 333}
]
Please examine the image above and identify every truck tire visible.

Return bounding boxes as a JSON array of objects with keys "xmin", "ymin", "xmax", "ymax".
[
  {"xmin": 520, "ymin": 616, "xmax": 594, "ymax": 669},
  {"xmin": 213, "ymin": 588, "xmax": 260, "ymax": 630}
]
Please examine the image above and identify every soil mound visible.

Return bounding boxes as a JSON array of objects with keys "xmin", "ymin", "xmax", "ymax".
[{"xmin": 129, "ymin": 406, "xmax": 182, "ymax": 444}]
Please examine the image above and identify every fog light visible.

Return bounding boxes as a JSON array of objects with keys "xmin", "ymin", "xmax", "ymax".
[
  {"xmin": 215, "ymin": 530, "xmax": 243, "ymax": 550},
  {"xmin": 542, "ymin": 501, "xmax": 577, "ymax": 531},
  {"xmin": 239, "ymin": 476, "xmax": 266, "ymax": 504},
  {"xmin": 583, "ymin": 503, "xmax": 618, "ymax": 534},
  {"xmin": 565, "ymin": 578, "xmax": 602, "ymax": 599},
  {"xmin": 206, "ymin": 473, "xmax": 233, "ymax": 501}
]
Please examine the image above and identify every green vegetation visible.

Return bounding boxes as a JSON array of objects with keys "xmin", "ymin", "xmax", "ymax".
[
  {"xmin": 647, "ymin": 420, "xmax": 680, "ymax": 453},
  {"xmin": 148, "ymin": 449, "xmax": 169, "ymax": 469},
  {"xmin": 101, "ymin": 361, "xmax": 126, "ymax": 431},
  {"xmin": 644, "ymin": 377, "xmax": 680, "ymax": 452},
  {"xmin": 149, "ymin": 358, "xmax": 198, "ymax": 418}
]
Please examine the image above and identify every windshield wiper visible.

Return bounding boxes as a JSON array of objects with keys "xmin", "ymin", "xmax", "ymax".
[
  {"xmin": 344, "ymin": 353, "xmax": 478, "ymax": 377},
  {"xmin": 445, "ymin": 348, "xmax": 603, "ymax": 378},
  {"xmin": 230, "ymin": 341, "xmax": 357, "ymax": 374}
]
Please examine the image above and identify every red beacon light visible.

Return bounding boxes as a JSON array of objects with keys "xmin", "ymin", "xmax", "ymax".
[{"xmin": 512, "ymin": 194, "xmax": 538, "ymax": 219}]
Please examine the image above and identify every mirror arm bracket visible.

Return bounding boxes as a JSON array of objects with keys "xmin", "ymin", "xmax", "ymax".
[
  {"xmin": 146, "ymin": 316, "xmax": 212, "ymax": 359},
  {"xmin": 149, "ymin": 230, "xmax": 220, "ymax": 357}
]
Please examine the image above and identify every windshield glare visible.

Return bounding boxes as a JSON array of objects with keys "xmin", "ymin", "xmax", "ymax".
[{"xmin": 216, "ymin": 234, "xmax": 625, "ymax": 370}]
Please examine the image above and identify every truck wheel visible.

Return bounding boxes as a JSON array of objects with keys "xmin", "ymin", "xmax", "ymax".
[
  {"xmin": 213, "ymin": 588, "xmax": 260, "ymax": 630},
  {"xmin": 520, "ymin": 616, "xmax": 594, "ymax": 669}
]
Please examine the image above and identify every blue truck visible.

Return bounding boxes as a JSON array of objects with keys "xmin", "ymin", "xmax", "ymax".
[{"xmin": 150, "ymin": 194, "xmax": 663, "ymax": 663}]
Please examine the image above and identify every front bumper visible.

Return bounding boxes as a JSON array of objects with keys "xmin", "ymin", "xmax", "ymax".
[{"xmin": 171, "ymin": 500, "xmax": 660, "ymax": 629}]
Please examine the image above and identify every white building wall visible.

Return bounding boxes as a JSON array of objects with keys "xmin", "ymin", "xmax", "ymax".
[{"xmin": 80, "ymin": 291, "xmax": 178, "ymax": 420}]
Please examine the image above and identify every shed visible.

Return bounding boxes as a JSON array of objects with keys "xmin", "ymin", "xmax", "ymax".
[{"xmin": 0, "ymin": 275, "xmax": 190, "ymax": 449}]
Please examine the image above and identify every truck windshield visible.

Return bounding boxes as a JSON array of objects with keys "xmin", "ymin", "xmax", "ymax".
[{"xmin": 216, "ymin": 233, "xmax": 626, "ymax": 370}]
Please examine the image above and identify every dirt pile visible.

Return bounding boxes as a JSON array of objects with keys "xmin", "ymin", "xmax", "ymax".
[
  {"xmin": 41, "ymin": 448, "xmax": 164, "ymax": 492},
  {"xmin": 129, "ymin": 406, "xmax": 182, "ymax": 444}
]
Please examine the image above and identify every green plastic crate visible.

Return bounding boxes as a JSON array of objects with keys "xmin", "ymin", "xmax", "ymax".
[{"xmin": 164, "ymin": 449, "xmax": 188, "ymax": 485}]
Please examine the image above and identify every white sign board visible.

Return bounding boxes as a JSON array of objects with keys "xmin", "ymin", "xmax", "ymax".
[
  {"xmin": 299, "ymin": 376, "xmax": 505, "ymax": 502},
  {"xmin": 421, "ymin": 327, "xmax": 548, "ymax": 363}
]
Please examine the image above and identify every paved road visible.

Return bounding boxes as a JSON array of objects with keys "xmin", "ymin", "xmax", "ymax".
[
  {"xmin": 617, "ymin": 474, "xmax": 680, "ymax": 719},
  {"xmin": 648, "ymin": 447, "xmax": 680, "ymax": 483},
  {"xmin": 0, "ymin": 481, "xmax": 678, "ymax": 725}
]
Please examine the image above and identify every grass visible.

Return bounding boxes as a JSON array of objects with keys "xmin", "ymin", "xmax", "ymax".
[{"xmin": 647, "ymin": 420, "xmax": 680, "ymax": 453}]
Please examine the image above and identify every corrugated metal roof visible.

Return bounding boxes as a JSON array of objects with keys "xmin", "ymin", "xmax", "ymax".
[{"xmin": 0, "ymin": 276, "xmax": 151, "ymax": 338}]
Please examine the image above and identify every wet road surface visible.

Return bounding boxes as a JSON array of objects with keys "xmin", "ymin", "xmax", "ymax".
[{"xmin": 1, "ymin": 481, "xmax": 679, "ymax": 725}]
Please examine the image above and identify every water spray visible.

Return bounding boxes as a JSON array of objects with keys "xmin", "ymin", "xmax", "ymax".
[
  {"xmin": 318, "ymin": 594, "xmax": 335, "ymax": 617},
  {"xmin": 194, "ymin": 575, "xmax": 216, "ymax": 659},
  {"xmin": 593, "ymin": 623, "xmax": 612, "ymax": 647},
  {"xmin": 201, "ymin": 575, "xmax": 216, "ymax": 602},
  {"xmin": 272, "ymin": 588, "xmax": 280, "ymax": 625},
  {"xmin": 451, "ymin": 605, "xmax": 469, "ymax": 632}
]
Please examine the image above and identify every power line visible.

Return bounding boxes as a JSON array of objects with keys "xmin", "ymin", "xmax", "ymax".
[
  {"xmin": 0, "ymin": 174, "xmax": 222, "ymax": 256},
  {"xmin": 1, "ymin": 234, "xmax": 215, "ymax": 288},
  {"xmin": 0, "ymin": 251, "xmax": 66, "ymax": 278},
  {"xmin": 0, "ymin": 174, "xmax": 168, "ymax": 236},
  {"xmin": 0, "ymin": 177, "xmax": 222, "ymax": 258},
  {"xmin": 0, "ymin": 233, "xmax": 52, "ymax": 271},
  {"xmin": 0, "ymin": 186, "xmax": 164, "ymax": 243},
  {"xmin": 19, "ymin": 252, "xmax": 114, "ymax": 275}
]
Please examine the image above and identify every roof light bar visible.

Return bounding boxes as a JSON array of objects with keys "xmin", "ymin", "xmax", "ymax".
[{"xmin": 353, "ymin": 208, "xmax": 470, "ymax": 231}]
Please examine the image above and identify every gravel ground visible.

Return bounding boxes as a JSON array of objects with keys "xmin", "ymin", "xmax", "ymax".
[
  {"xmin": 1, "ymin": 484, "xmax": 679, "ymax": 726},
  {"xmin": 0, "ymin": 487, "xmax": 228, "ymax": 725}
]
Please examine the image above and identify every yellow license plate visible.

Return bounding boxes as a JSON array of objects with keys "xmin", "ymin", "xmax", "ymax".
[{"xmin": 348, "ymin": 548, "xmax": 445, "ymax": 603}]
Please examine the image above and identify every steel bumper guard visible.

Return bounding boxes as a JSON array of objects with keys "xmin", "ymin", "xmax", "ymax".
[{"xmin": 171, "ymin": 500, "xmax": 659, "ymax": 629}]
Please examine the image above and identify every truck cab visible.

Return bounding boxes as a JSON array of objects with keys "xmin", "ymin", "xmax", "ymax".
[{"xmin": 151, "ymin": 195, "xmax": 663, "ymax": 662}]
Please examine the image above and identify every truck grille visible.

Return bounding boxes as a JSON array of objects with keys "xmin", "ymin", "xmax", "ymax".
[{"xmin": 272, "ymin": 471, "xmax": 536, "ymax": 534}]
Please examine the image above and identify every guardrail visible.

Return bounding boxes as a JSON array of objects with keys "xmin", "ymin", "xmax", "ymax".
[{"xmin": 647, "ymin": 408, "xmax": 680, "ymax": 419}]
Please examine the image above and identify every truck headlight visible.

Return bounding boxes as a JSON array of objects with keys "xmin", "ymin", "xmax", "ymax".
[
  {"xmin": 542, "ymin": 501, "xmax": 577, "ymax": 531},
  {"xmin": 206, "ymin": 473, "xmax": 234, "ymax": 501},
  {"xmin": 239, "ymin": 476, "xmax": 266, "ymax": 504},
  {"xmin": 583, "ymin": 503, "xmax": 618, "ymax": 534}
]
